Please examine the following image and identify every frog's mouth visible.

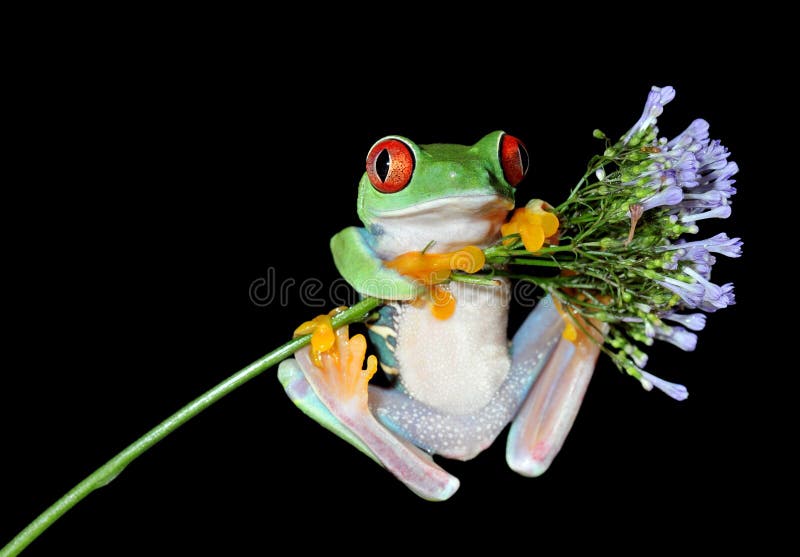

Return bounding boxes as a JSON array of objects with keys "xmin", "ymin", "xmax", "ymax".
[
  {"xmin": 374, "ymin": 193, "xmax": 514, "ymax": 219},
  {"xmin": 369, "ymin": 194, "xmax": 514, "ymax": 259}
]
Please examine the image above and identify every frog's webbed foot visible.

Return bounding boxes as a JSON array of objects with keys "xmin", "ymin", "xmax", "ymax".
[
  {"xmin": 278, "ymin": 322, "xmax": 458, "ymax": 501},
  {"xmin": 505, "ymin": 304, "xmax": 606, "ymax": 477}
]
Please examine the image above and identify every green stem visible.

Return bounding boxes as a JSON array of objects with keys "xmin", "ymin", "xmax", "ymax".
[
  {"xmin": 505, "ymin": 258, "xmax": 562, "ymax": 267},
  {"xmin": 0, "ymin": 297, "xmax": 383, "ymax": 557},
  {"xmin": 449, "ymin": 273, "xmax": 503, "ymax": 286}
]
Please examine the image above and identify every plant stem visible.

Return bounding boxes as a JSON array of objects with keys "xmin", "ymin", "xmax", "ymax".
[
  {"xmin": 0, "ymin": 296, "xmax": 383, "ymax": 557},
  {"xmin": 449, "ymin": 273, "xmax": 504, "ymax": 286}
]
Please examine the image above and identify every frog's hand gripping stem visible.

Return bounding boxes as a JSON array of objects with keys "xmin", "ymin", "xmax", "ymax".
[
  {"xmin": 331, "ymin": 227, "xmax": 424, "ymax": 301},
  {"xmin": 506, "ymin": 306, "xmax": 606, "ymax": 476},
  {"xmin": 278, "ymin": 325, "xmax": 459, "ymax": 501}
]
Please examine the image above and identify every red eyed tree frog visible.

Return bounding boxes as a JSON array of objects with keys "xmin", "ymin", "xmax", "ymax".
[{"xmin": 278, "ymin": 131, "xmax": 603, "ymax": 500}]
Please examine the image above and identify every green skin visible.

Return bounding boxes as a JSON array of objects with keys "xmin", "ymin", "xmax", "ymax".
[{"xmin": 332, "ymin": 130, "xmax": 515, "ymax": 299}]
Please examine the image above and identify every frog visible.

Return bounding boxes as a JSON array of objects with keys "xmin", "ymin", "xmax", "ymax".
[{"xmin": 278, "ymin": 131, "xmax": 604, "ymax": 500}]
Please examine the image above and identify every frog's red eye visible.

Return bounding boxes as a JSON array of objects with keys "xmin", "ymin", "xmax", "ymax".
[
  {"xmin": 366, "ymin": 138, "xmax": 415, "ymax": 194},
  {"xmin": 499, "ymin": 134, "xmax": 529, "ymax": 187}
]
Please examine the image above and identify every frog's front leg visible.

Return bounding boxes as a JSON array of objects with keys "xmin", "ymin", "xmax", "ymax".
[
  {"xmin": 280, "ymin": 227, "xmax": 458, "ymax": 500},
  {"xmin": 330, "ymin": 227, "xmax": 425, "ymax": 301},
  {"xmin": 506, "ymin": 306, "xmax": 606, "ymax": 476}
]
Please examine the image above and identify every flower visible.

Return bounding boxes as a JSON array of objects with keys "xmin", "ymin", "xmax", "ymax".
[
  {"xmin": 661, "ymin": 311, "xmax": 707, "ymax": 331},
  {"xmin": 621, "ymin": 86, "xmax": 676, "ymax": 147},
  {"xmin": 491, "ymin": 85, "xmax": 741, "ymax": 400},
  {"xmin": 667, "ymin": 118, "xmax": 710, "ymax": 152},
  {"xmin": 657, "ymin": 276, "xmax": 705, "ymax": 307},
  {"xmin": 680, "ymin": 204, "xmax": 732, "ymax": 222},
  {"xmin": 683, "ymin": 267, "xmax": 735, "ymax": 312},
  {"xmin": 657, "ymin": 233, "xmax": 742, "ymax": 258},
  {"xmin": 640, "ymin": 186, "xmax": 683, "ymax": 211},
  {"xmin": 653, "ymin": 325, "xmax": 698, "ymax": 352},
  {"xmin": 638, "ymin": 370, "xmax": 689, "ymax": 401}
]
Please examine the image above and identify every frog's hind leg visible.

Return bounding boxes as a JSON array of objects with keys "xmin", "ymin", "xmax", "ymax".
[
  {"xmin": 278, "ymin": 324, "xmax": 458, "ymax": 501},
  {"xmin": 505, "ymin": 305, "xmax": 605, "ymax": 477},
  {"xmin": 368, "ymin": 295, "xmax": 564, "ymax": 461}
]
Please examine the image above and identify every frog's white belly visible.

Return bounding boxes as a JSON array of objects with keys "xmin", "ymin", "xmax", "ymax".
[{"xmin": 393, "ymin": 280, "xmax": 511, "ymax": 415}]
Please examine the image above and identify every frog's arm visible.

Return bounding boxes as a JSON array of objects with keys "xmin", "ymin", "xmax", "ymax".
[{"xmin": 331, "ymin": 227, "xmax": 424, "ymax": 301}]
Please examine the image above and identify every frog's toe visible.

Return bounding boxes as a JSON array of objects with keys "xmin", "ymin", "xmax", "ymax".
[
  {"xmin": 506, "ymin": 318, "xmax": 605, "ymax": 477},
  {"xmin": 278, "ymin": 326, "xmax": 459, "ymax": 501}
]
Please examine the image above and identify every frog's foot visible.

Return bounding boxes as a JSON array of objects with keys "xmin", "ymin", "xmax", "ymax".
[
  {"xmin": 505, "ymin": 307, "xmax": 606, "ymax": 477},
  {"xmin": 278, "ymin": 323, "xmax": 459, "ymax": 501},
  {"xmin": 500, "ymin": 199, "xmax": 560, "ymax": 252},
  {"xmin": 368, "ymin": 294, "xmax": 564, "ymax": 461}
]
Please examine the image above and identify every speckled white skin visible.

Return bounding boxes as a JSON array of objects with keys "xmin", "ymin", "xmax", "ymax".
[{"xmin": 394, "ymin": 280, "xmax": 512, "ymax": 415}]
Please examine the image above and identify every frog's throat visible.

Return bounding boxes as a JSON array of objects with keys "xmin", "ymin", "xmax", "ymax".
[{"xmin": 366, "ymin": 194, "xmax": 514, "ymax": 259}]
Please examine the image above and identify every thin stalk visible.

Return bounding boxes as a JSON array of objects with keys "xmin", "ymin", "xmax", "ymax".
[{"xmin": 0, "ymin": 297, "xmax": 383, "ymax": 557}]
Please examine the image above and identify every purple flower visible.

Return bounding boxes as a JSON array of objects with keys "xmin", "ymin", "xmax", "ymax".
[
  {"xmin": 657, "ymin": 277, "xmax": 704, "ymax": 307},
  {"xmin": 636, "ymin": 149, "xmax": 700, "ymax": 190},
  {"xmin": 640, "ymin": 186, "xmax": 683, "ymax": 211},
  {"xmin": 627, "ymin": 346, "xmax": 649, "ymax": 368},
  {"xmin": 696, "ymin": 140, "xmax": 732, "ymax": 172},
  {"xmin": 681, "ymin": 246, "xmax": 715, "ymax": 264},
  {"xmin": 680, "ymin": 204, "xmax": 732, "ymax": 222},
  {"xmin": 691, "ymin": 261, "xmax": 714, "ymax": 278},
  {"xmin": 629, "ymin": 109, "xmax": 738, "ymax": 228},
  {"xmin": 661, "ymin": 312, "xmax": 707, "ymax": 331},
  {"xmin": 679, "ymin": 247, "xmax": 716, "ymax": 277},
  {"xmin": 704, "ymin": 178, "xmax": 737, "ymax": 197},
  {"xmin": 658, "ymin": 233, "xmax": 742, "ymax": 258},
  {"xmin": 622, "ymin": 86, "xmax": 676, "ymax": 145},
  {"xmin": 697, "ymin": 282, "xmax": 735, "ymax": 313},
  {"xmin": 654, "ymin": 325, "xmax": 698, "ymax": 352},
  {"xmin": 698, "ymin": 161, "xmax": 739, "ymax": 188},
  {"xmin": 681, "ymin": 190, "xmax": 727, "ymax": 208},
  {"xmin": 639, "ymin": 370, "xmax": 689, "ymax": 401},
  {"xmin": 684, "ymin": 267, "xmax": 735, "ymax": 311},
  {"xmin": 667, "ymin": 119, "xmax": 710, "ymax": 153},
  {"xmin": 595, "ymin": 85, "xmax": 741, "ymax": 400},
  {"xmin": 702, "ymin": 233, "xmax": 743, "ymax": 258}
]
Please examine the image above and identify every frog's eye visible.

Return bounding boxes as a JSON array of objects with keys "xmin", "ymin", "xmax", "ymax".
[
  {"xmin": 366, "ymin": 138, "xmax": 415, "ymax": 194},
  {"xmin": 499, "ymin": 134, "xmax": 529, "ymax": 187}
]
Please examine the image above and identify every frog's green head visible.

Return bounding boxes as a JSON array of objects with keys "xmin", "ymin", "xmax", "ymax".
[{"xmin": 357, "ymin": 131, "xmax": 528, "ymax": 257}]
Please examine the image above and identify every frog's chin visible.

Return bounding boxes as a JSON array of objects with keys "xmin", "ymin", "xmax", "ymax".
[{"xmin": 367, "ymin": 194, "xmax": 514, "ymax": 259}]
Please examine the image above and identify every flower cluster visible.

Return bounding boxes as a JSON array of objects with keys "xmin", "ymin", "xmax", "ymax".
[{"xmin": 480, "ymin": 86, "xmax": 741, "ymax": 400}]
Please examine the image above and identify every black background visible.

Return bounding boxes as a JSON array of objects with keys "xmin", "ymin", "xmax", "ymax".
[{"xmin": 2, "ymin": 37, "xmax": 780, "ymax": 554}]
